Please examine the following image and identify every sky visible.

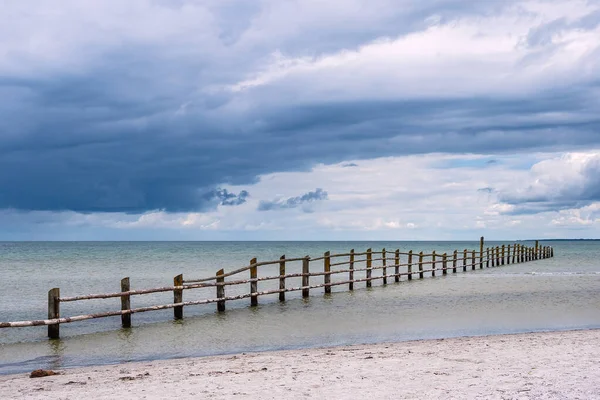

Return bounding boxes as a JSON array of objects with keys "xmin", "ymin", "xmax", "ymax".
[{"xmin": 1, "ymin": 0, "xmax": 600, "ymax": 240}]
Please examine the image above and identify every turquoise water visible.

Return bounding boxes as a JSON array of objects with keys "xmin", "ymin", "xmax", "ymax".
[{"xmin": 1, "ymin": 240, "xmax": 599, "ymax": 374}]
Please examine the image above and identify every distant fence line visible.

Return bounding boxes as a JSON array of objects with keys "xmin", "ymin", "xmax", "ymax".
[{"xmin": 0, "ymin": 238, "xmax": 554, "ymax": 339}]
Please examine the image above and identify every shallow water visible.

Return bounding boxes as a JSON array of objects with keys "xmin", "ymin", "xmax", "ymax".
[{"xmin": 1, "ymin": 240, "xmax": 599, "ymax": 375}]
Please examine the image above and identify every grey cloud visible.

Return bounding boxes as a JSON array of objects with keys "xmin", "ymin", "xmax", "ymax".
[
  {"xmin": 258, "ymin": 189, "xmax": 328, "ymax": 211},
  {"xmin": 499, "ymin": 158, "xmax": 600, "ymax": 215},
  {"xmin": 206, "ymin": 189, "xmax": 249, "ymax": 206}
]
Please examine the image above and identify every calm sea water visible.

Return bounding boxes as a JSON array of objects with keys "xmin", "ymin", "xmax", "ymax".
[{"xmin": 1, "ymin": 240, "xmax": 599, "ymax": 375}]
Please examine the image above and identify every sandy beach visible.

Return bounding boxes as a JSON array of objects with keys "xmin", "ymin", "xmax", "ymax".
[{"xmin": 1, "ymin": 329, "xmax": 598, "ymax": 399}]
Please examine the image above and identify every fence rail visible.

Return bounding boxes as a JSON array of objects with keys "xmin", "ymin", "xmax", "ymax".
[{"xmin": 0, "ymin": 238, "xmax": 555, "ymax": 338}]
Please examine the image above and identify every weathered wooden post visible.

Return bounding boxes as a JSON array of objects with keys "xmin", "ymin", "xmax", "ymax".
[
  {"xmin": 250, "ymin": 257, "xmax": 258, "ymax": 306},
  {"xmin": 491, "ymin": 247, "xmax": 495, "ymax": 267},
  {"xmin": 551, "ymin": 247, "xmax": 554, "ymax": 257},
  {"xmin": 366, "ymin": 248, "xmax": 373, "ymax": 287},
  {"xmin": 512, "ymin": 244, "xmax": 516, "ymax": 264},
  {"xmin": 479, "ymin": 236, "xmax": 484, "ymax": 269},
  {"xmin": 487, "ymin": 247, "xmax": 490, "ymax": 268},
  {"xmin": 463, "ymin": 249, "xmax": 467, "ymax": 271},
  {"xmin": 521, "ymin": 245, "xmax": 525, "ymax": 263},
  {"xmin": 432, "ymin": 251, "xmax": 436, "ymax": 277},
  {"xmin": 324, "ymin": 251, "xmax": 331, "ymax": 294},
  {"xmin": 216, "ymin": 269, "xmax": 225, "ymax": 312},
  {"xmin": 442, "ymin": 253, "xmax": 448, "ymax": 275},
  {"xmin": 407, "ymin": 250, "xmax": 413, "ymax": 280},
  {"xmin": 496, "ymin": 246, "xmax": 501, "ymax": 266},
  {"xmin": 535, "ymin": 240, "xmax": 539, "ymax": 260},
  {"xmin": 394, "ymin": 249, "xmax": 400, "ymax": 283},
  {"xmin": 173, "ymin": 274, "xmax": 183, "ymax": 320},
  {"xmin": 501, "ymin": 245, "xmax": 505, "ymax": 265},
  {"xmin": 507, "ymin": 245, "xmax": 511, "ymax": 265},
  {"xmin": 121, "ymin": 277, "xmax": 131, "ymax": 328},
  {"xmin": 418, "ymin": 251, "xmax": 424, "ymax": 279},
  {"xmin": 349, "ymin": 249, "xmax": 355, "ymax": 290},
  {"xmin": 279, "ymin": 255, "xmax": 286, "ymax": 302},
  {"xmin": 48, "ymin": 288, "xmax": 60, "ymax": 339},
  {"xmin": 382, "ymin": 248, "xmax": 387, "ymax": 285},
  {"xmin": 452, "ymin": 250, "xmax": 457, "ymax": 273},
  {"xmin": 302, "ymin": 256, "xmax": 310, "ymax": 298},
  {"xmin": 471, "ymin": 250, "xmax": 476, "ymax": 270}
]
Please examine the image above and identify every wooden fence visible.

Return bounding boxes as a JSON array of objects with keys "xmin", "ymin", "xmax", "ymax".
[{"xmin": 0, "ymin": 238, "xmax": 554, "ymax": 339}]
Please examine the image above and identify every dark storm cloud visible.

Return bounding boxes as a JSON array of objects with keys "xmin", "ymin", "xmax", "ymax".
[
  {"xmin": 1, "ymin": 0, "xmax": 599, "ymax": 214},
  {"xmin": 258, "ymin": 189, "xmax": 328, "ymax": 211}
]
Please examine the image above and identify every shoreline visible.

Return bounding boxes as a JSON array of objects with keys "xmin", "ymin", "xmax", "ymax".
[{"xmin": 1, "ymin": 329, "xmax": 598, "ymax": 399}]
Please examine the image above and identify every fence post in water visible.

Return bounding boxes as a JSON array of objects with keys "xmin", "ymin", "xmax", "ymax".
[
  {"xmin": 173, "ymin": 274, "xmax": 183, "ymax": 320},
  {"xmin": 431, "ymin": 251, "xmax": 436, "ymax": 277},
  {"xmin": 480, "ymin": 236, "xmax": 484, "ymax": 269},
  {"xmin": 551, "ymin": 247, "xmax": 554, "ymax": 258},
  {"xmin": 250, "ymin": 258, "xmax": 258, "ymax": 306},
  {"xmin": 382, "ymin": 248, "xmax": 387, "ymax": 285},
  {"xmin": 471, "ymin": 250, "xmax": 476, "ymax": 270},
  {"xmin": 463, "ymin": 249, "xmax": 467, "ymax": 271},
  {"xmin": 279, "ymin": 255, "xmax": 286, "ymax": 302},
  {"xmin": 366, "ymin": 248, "xmax": 373, "ymax": 287},
  {"xmin": 324, "ymin": 251, "xmax": 331, "ymax": 294},
  {"xmin": 121, "ymin": 277, "xmax": 131, "ymax": 328},
  {"xmin": 408, "ymin": 250, "xmax": 413, "ymax": 280},
  {"xmin": 443, "ymin": 253, "xmax": 448, "ymax": 275},
  {"xmin": 302, "ymin": 256, "xmax": 310, "ymax": 298},
  {"xmin": 394, "ymin": 249, "xmax": 400, "ymax": 283},
  {"xmin": 349, "ymin": 249, "xmax": 355, "ymax": 290},
  {"xmin": 216, "ymin": 269, "xmax": 225, "ymax": 312},
  {"xmin": 48, "ymin": 288, "xmax": 60, "ymax": 339},
  {"xmin": 418, "ymin": 252, "xmax": 424, "ymax": 279},
  {"xmin": 452, "ymin": 250, "xmax": 457, "ymax": 273}
]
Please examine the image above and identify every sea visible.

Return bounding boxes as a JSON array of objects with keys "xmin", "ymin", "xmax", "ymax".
[{"xmin": 1, "ymin": 240, "xmax": 599, "ymax": 375}]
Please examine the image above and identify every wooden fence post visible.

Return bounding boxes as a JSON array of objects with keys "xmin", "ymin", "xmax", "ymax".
[
  {"xmin": 408, "ymin": 250, "xmax": 413, "ymax": 280},
  {"xmin": 173, "ymin": 274, "xmax": 183, "ymax": 320},
  {"xmin": 250, "ymin": 258, "xmax": 258, "ymax": 306},
  {"xmin": 216, "ymin": 269, "xmax": 225, "ymax": 312},
  {"xmin": 551, "ymin": 247, "xmax": 554, "ymax": 257},
  {"xmin": 382, "ymin": 248, "xmax": 387, "ymax": 285},
  {"xmin": 501, "ymin": 245, "xmax": 505, "ymax": 265},
  {"xmin": 443, "ymin": 253, "xmax": 448, "ymax": 275},
  {"xmin": 302, "ymin": 256, "xmax": 310, "ymax": 298},
  {"xmin": 48, "ymin": 288, "xmax": 60, "ymax": 339},
  {"xmin": 491, "ymin": 247, "xmax": 495, "ymax": 267},
  {"xmin": 479, "ymin": 236, "xmax": 484, "ymax": 269},
  {"xmin": 394, "ymin": 249, "xmax": 400, "ymax": 283},
  {"xmin": 121, "ymin": 277, "xmax": 131, "ymax": 328},
  {"xmin": 432, "ymin": 251, "xmax": 436, "ymax": 277},
  {"xmin": 452, "ymin": 250, "xmax": 457, "ymax": 273},
  {"xmin": 471, "ymin": 250, "xmax": 476, "ymax": 270},
  {"xmin": 279, "ymin": 255, "xmax": 286, "ymax": 302},
  {"xmin": 324, "ymin": 251, "xmax": 331, "ymax": 294},
  {"xmin": 512, "ymin": 244, "xmax": 516, "ymax": 264},
  {"xmin": 349, "ymin": 250, "xmax": 355, "ymax": 291},
  {"xmin": 496, "ymin": 246, "xmax": 501, "ymax": 266},
  {"xmin": 366, "ymin": 248, "xmax": 373, "ymax": 287},
  {"xmin": 418, "ymin": 252, "xmax": 424, "ymax": 279},
  {"xmin": 535, "ymin": 240, "xmax": 539, "ymax": 260},
  {"xmin": 486, "ymin": 247, "xmax": 490, "ymax": 268},
  {"xmin": 463, "ymin": 249, "xmax": 467, "ymax": 271}
]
